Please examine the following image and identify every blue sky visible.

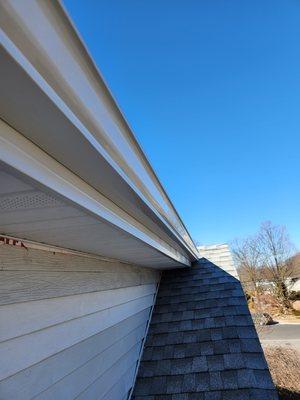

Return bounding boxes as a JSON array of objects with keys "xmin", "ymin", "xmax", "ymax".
[{"xmin": 64, "ymin": 0, "xmax": 300, "ymax": 248}]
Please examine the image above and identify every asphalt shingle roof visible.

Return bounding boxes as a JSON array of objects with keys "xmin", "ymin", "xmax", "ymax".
[{"xmin": 132, "ymin": 259, "xmax": 278, "ymax": 400}]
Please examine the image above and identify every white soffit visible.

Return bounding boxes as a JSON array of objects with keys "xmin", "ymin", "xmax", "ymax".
[
  {"xmin": 0, "ymin": 0, "xmax": 199, "ymax": 263},
  {"xmin": 0, "ymin": 121, "xmax": 186, "ymax": 268}
]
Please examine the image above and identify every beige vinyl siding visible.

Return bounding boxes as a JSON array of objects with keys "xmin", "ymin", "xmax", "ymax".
[
  {"xmin": 0, "ymin": 245, "xmax": 158, "ymax": 305},
  {"xmin": 0, "ymin": 244, "xmax": 160, "ymax": 400}
]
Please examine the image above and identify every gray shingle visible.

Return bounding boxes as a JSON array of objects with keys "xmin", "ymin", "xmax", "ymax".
[
  {"xmin": 209, "ymin": 371, "xmax": 223, "ymax": 391},
  {"xmin": 189, "ymin": 393, "xmax": 205, "ymax": 400},
  {"xmin": 168, "ymin": 321, "xmax": 182, "ymax": 332},
  {"xmin": 223, "ymin": 353, "xmax": 245, "ymax": 369},
  {"xmin": 222, "ymin": 326, "xmax": 238, "ymax": 339},
  {"xmin": 151, "ymin": 322, "xmax": 169, "ymax": 334},
  {"xmin": 240, "ymin": 338, "xmax": 262, "ymax": 353},
  {"xmin": 134, "ymin": 396, "xmax": 155, "ymax": 400},
  {"xmin": 211, "ymin": 328, "xmax": 223, "ymax": 341},
  {"xmin": 197, "ymin": 329, "xmax": 211, "ymax": 342},
  {"xmin": 134, "ymin": 378, "xmax": 152, "ymax": 395},
  {"xmin": 210, "ymin": 308, "xmax": 224, "ymax": 318},
  {"xmin": 183, "ymin": 310, "xmax": 195, "ymax": 320},
  {"xmin": 228, "ymin": 339, "xmax": 242, "ymax": 353},
  {"xmin": 213, "ymin": 317, "xmax": 226, "ymax": 327},
  {"xmin": 200, "ymin": 341, "xmax": 214, "ymax": 355},
  {"xmin": 195, "ymin": 372, "xmax": 210, "ymax": 391},
  {"xmin": 166, "ymin": 375, "xmax": 183, "ymax": 394},
  {"xmin": 133, "ymin": 261, "xmax": 277, "ymax": 399},
  {"xmin": 223, "ymin": 306, "xmax": 238, "ymax": 316},
  {"xmin": 205, "ymin": 391, "xmax": 222, "ymax": 400},
  {"xmin": 152, "ymin": 347, "xmax": 165, "ymax": 360},
  {"xmin": 164, "ymin": 345, "xmax": 175, "ymax": 359},
  {"xmin": 143, "ymin": 347, "xmax": 153, "ymax": 361},
  {"xmin": 249, "ymin": 389, "xmax": 279, "ymax": 399},
  {"xmin": 253, "ymin": 370, "xmax": 276, "ymax": 389},
  {"xmin": 228, "ymin": 297, "xmax": 246, "ymax": 306},
  {"xmin": 237, "ymin": 326, "xmax": 257, "ymax": 339},
  {"xmin": 173, "ymin": 344, "xmax": 186, "ymax": 358},
  {"xmin": 185, "ymin": 343, "xmax": 201, "ymax": 357},
  {"xmin": 235, "ymin": 305, "xmax": 251, "ymax": 315},
  {"xmin": 183, "ymin": 331, "xmax": 197, "ymax": 344},
  {"xmin": 152, "ymin": 314, "xmax": 162, "ymax": 323},
  {"xmin": 243, "ymin": 353, "xmax": 268, "ymax": 369},
  {"xmin": 172, "ymin": 312, "xmax": 184, "ymax": 320},
  {"xmin": 171, "ymin": 358, "xmax": 192, "ymax": 375},
  {"xmin": 223, "ymin": 389, "xmax": 250, "ymax": 400},
  {"xmin": 139, "ymin": 361, "xmax": 156, "ymax": 378},
  {"xmin": 213, "ymin": 340, "xmax": 230, "ymax": 355},
  {"xmin": 237, "ymin": 369, "xmax": 257, "ymax": 388},
  {"xmin": 204, "ymin": 318, "xmax": 216, "ymax": 329},
  {"xmin": 161, "ymin": 313, "xmax": 174, "ymax": 322},
  {"xmin": 182, "ymin": 374, "xmax": 196, "ymax": 392},
  {"xmin": 156, "ymin": 359, "xmax": 172, "ymax": 376},
  {"xmin": 172, "ymin": 395, "xmax": 189, "ymax": 400},
  {"xmin": 207, "ymin": 355, "xmax": 224, "ymax": 371},
  {"xmin": 153, "ymin": 334, "xmax": 169, "ymax": 346},
  {"xmin": 151, "ymin": 376, "xmax": 167, "ymax": 394},
  {"xmin": 180, "ymin": 320, "xmax": 193, "ymax": 331},
  {"xmin": 191, "ymin": 356, "xmax": 208, "ymax": 372},
  {"xmin": 234, "ymin": 316, "xmax": 253, "ymax": 326},
  {"xmin": 167, "ymin": 332, "xmax": 184, "ymax": 345},
  {"xmin": 221, "ymin": 370, "xmax": 238, "ymax": 390},
  {"xmin": 192, "ymin": 319, "xmax": 206, "ymax": 329}
]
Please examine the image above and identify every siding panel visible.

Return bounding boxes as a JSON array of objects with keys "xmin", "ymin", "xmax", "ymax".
[
  {"xmin": 0, "ymin": 293, "xmax": 154, "ymax": 381},
  {"xmin": 77, "ymin": 344, "xmax": 141, "ymax": 400},
  {"xmin": 0, "ymin": 245, "xmax": 158, "ymax": 305},
  {"xmin": 0, "ymin": 245, "xmax": 148, "ymax": 273},
  {"xmin": 0, "ymin": 284, "xmax": 156, "ymax": 342},
  {"xmin": 0, "ymin": 270, "xmax": 157, "ymax": 305},
  {"xmin": 0, "ymin": 310, "xmax": 149, "ymax": 400},
  {"xmin": 0, "ymin": 245, "xmax": 160, "ymax": 399},
  {"xmin": 34, "ymin": 326, "xmax": 145, "ymax": 400},
  {"xmin": 101, "ymin": 364, "xmax": 136, "ymax": 400}
]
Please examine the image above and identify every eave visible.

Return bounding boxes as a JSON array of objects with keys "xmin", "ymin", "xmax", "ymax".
[{"xmin": 0, "ymin": 0, "xmax": 199, "ymax": 267}]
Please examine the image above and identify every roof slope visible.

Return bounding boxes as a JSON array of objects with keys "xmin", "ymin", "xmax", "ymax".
[{"xmin": 132, "ymin": 259, "xmax": 278, "ymax": 400}]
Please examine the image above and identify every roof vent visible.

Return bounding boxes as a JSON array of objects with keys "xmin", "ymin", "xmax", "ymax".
[{"xmin": 0, "ymin": 191, "xmax": 63, "ymax": 211}]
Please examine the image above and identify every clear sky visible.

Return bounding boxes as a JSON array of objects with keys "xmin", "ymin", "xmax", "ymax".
[{"xmin": 64, "ymin": 0, "xmax": 300, "ymax": 248}]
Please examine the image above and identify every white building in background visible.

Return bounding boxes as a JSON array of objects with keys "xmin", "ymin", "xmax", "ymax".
[{"xmin": 197, "ymin": 243, "xmax": 238, "ymax": 278}]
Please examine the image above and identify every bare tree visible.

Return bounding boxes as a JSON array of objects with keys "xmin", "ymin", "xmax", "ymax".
[
  {"xmin": 232, "ymin": 235, "xmax": 264, "ymax": 314},
  {"xmin": 258, "ymin": 221, "xmax": 295, "ymax": 312}
]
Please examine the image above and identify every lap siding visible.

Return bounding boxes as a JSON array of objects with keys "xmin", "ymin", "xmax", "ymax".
[{"xmin": 0, "ymin": 245, "xmax": 160, "ymax": 400}]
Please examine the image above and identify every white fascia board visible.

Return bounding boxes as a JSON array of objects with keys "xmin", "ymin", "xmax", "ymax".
[
  {"xmin": 0, "ymin": 0, "xmax": 199, "ymax": 260},
  {"xmin": 0, "ymin": 119, "xmax": 190, "ymax": 267}
]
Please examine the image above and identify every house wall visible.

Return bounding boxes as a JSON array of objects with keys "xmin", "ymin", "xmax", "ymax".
[
  {"xmin": 0, "ymin": 244, "xmax": 160, "ymax": 400},
  {"xmin": 288, "ymin": 278, "xmax": 300, "ymax": 292}
]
